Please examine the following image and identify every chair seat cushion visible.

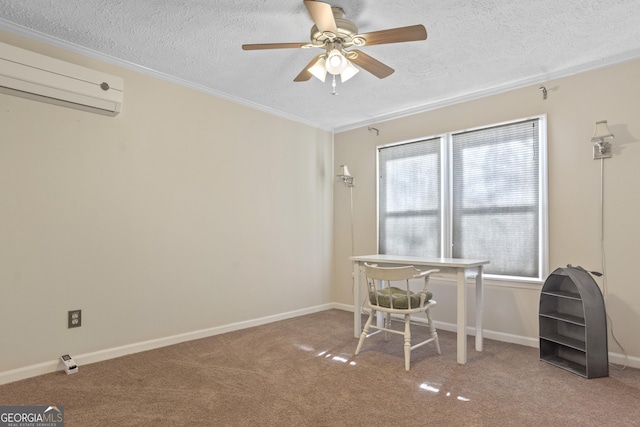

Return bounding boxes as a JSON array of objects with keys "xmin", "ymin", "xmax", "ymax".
[{"xmin": 369, "ymin": 287, "xmax": 433, "ymax": 309}]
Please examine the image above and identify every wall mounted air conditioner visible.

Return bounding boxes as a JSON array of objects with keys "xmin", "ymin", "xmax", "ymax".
[{"xmin": 0, "ymin": 41, "xmax": 123, "ymax": 116}]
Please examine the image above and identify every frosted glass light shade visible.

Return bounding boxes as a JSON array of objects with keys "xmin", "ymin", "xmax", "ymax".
[
  {"xmin": 340, "ymin": 61, "xmax": 359, "ymax": 82},
  {"xmin": 326, "ymin": 49, "xmax": 348, "ymax": 75},
  {"xmin": 309, "ymin": 57, "xmax": 327, "ymax": 82}
]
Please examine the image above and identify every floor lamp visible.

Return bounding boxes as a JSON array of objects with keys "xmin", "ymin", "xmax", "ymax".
[{"xmin": 337, "ymin": 165, "xmax": 355, "ymax": 256}]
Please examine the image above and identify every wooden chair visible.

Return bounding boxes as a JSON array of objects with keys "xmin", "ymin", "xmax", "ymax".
[{"xmin": 354, "ymin": 263, "xmax": 441, "ymax": 370}]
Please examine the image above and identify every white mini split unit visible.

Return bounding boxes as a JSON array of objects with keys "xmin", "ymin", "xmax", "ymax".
[{"xmin": 0, "ymin": 41, "xmax": 123, "ymax": 116}]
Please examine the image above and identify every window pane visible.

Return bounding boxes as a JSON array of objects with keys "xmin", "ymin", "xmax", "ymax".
[
  {"xmin": 452, "ymin": 119, "xmax": 540, "ymax": 278},
  {"xmin": 381, "ymin": 215, "xmax": 440, "ymax": 256},
  {"xmin": 455, "ymin": 210, "xmax": 539, "ymax": 277},
  {"xmin": 379, "ymin": 139, "xmax": 441, "ymax": 257}
]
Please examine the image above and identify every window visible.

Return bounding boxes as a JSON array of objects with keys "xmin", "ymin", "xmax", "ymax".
[{"xmin": 378, "ymin": 116, "xmax": 547, "ymax": 281}]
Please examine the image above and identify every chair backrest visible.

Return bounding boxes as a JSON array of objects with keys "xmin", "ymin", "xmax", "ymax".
[
  {"xmin": 363, "ymin": 263, "xmax": 429, "ymax": 310},
  {"xmin": 364, "ymin": 264, "xmax": 420, "ymax": 281}
]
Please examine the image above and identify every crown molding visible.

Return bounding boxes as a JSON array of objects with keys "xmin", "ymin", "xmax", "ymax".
[
  {"xmin": 332, "ymin": 48, "xmax": 640, "ymax": 133},
  {"xmin": 0, "ymin": 19, "xmax": 332, "ymax": 132}
]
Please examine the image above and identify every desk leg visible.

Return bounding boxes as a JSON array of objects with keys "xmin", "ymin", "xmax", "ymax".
[
  {"xmin": 475, "ymin": 265, "xmax": 484, "ymax": 352},
  {"xmin": 457, "ymin": 269, "xmax": 467, "ymax": 364},
  {"xmin": 353, "ymin": 261, "xmax": 361, "ymax": 338}
]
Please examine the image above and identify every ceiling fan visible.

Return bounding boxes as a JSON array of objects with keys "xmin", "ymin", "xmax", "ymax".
[{"xmin": 242, "ymin": 0, "xmax": 427, "ymax": 84}]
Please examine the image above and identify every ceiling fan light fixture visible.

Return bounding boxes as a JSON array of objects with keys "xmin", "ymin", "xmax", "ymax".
[
  {"xmin": 340, "ymin": 61, "xmax": 359, "ymax": 82},
  {"xmin": 308, "ymin": 57, "xmax": 327, "ymax": 82},
  {"xmin": 326, "ymin": 49, "xmax": 348, "ymax": 74}
]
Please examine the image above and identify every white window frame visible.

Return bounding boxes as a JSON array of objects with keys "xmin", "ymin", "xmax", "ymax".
[{"xmin": 376, "ymin": 115, "xmax": 549, "ymax": 284}]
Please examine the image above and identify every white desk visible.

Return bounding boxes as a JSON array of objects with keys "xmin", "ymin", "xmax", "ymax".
[{"xmin": 350, "ymin": 254, "xmax": 489, "ymax": 365}]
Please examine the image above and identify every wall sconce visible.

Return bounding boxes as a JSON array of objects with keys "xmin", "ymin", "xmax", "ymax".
[
  {"xmin": 592, "ymin": 120, "xmax": 614, "ymax": 160},
  {"xmin": 337, "ymin": 164, "xmax": 355, "ymax": 187}
]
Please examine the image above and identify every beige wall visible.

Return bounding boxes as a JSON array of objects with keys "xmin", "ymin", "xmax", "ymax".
[
  {"xmin": 333, "ymin": 59, "xmax": 640, "ymax": 365},
  {"xmin": 0, "ymin": 30, "xmax": 333, "ymax": 375}
]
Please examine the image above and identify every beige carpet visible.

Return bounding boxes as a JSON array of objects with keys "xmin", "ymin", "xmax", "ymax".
[{"xmin": 1, "ymin": 309, "xmax": 639, "ymax": 426}]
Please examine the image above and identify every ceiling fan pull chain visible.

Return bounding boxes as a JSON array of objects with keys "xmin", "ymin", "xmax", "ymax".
[{"xmin": 331, "ymin": 74, "xmax": 338, "ymax": 95}]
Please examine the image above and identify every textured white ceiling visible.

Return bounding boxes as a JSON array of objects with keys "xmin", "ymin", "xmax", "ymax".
[{"xmin": 1, "ymin": 0, "xmax": 640, "ymax": 131}]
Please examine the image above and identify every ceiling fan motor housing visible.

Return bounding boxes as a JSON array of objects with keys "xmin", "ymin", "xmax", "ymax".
[{"xmin": 310, "ymin": 7, "xmax": 363, "ymax": 48}]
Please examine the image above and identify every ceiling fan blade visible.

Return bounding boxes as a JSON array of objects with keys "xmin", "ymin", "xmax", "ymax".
[
  {"xmin": 294, "ymin": 54, "xmax": 323, "ymax": 82},
  {"xmin": 304, "ymin": 0, "xmax": 338, "ymax": 35},
  {"xmin": 349, "ymin": 50, "xmax": 394, "ymax": 79},
  {"xmin": 242, "ymin": 42, "xmax": 310, "ymax": 50},
  {"xmin": 357, "ymin": 24, "xmax": 427, "ymax": 46}
]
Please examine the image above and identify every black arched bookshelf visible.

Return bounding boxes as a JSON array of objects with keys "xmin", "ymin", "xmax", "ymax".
[{"xmin": 539, "ymin": 265, "xmax": 608, "ymax": 379}]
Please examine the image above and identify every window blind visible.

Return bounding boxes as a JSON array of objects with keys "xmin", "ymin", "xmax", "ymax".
[
  {"xmin": 378, "ymin": 138, "xmax": 441, "ymax": 257},
  {"xmin": 451, "ymin": 119, "xmax": 540, "ymax": 277}
]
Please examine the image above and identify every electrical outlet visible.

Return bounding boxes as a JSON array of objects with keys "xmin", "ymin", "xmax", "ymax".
[{"xmin": 68, "ymin": 310, "xmax": 82, "ymax": 328}]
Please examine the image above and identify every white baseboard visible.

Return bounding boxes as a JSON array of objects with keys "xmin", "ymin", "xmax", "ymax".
[
  {"xmin": 0, "ymin": 303, "xmax": 333, "ymax": 386},
  {"xmin": 330, "ymin": 302, "xmax": 354, "ymax": 312},
  {"xmin": 434, "ymin": 320, "xmax": 640, "ymax": 368},
  {"xmin": 2, "ymin": 303, "xmax": 638, "ymax": 385},
  {"xmin": 0, "ymin": 360, "xmax": 62, "ymax": 386},
  {"xmin": 432, "ymin": 320, "xmax": 539, "ymax": 348},
  {"xmin": 339, "ymin": 305, "xmax": 640, "ymax": 370},
  {"xmin": 607, "ymin": 352, "xmax": 640, "ymax": 370}
]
